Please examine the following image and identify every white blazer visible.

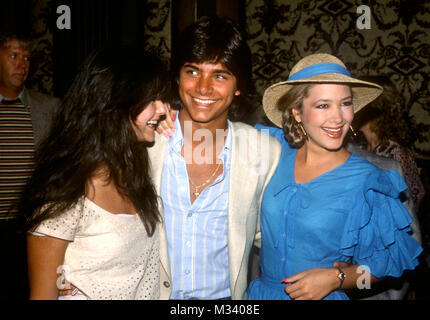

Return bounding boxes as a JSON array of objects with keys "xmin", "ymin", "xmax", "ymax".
[{"xmin": 148, "ymin": 121, "xmax": 281, "ymax": 300}]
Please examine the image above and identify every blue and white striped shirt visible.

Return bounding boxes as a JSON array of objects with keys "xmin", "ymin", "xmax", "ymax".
[{"xmin": 161, "ymin": 115, "xmax": 232, "ymax": 299}]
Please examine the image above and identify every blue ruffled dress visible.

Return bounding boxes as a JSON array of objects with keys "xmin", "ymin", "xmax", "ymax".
[{"xmin": 248, "ymin": 125, "xmax": 423, "ymax": 300}]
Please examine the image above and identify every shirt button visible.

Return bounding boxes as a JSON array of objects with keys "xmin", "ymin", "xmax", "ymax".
[
  {"xmin": 187, "ymin": 213, "xmax": 192, "ymax": 218},
  {"xmin": 186, "ymin": 241, "xmax": 191, "ymax": 247},
  {"xmin": 281, "ymin": 257, "xmax": 286, "ymax": 262},
  {"xmin": 185, "ymin": 270, "xmax": 190, "ymax": 275},
  {"xmin": 282, "ymin": 233, "xmax": 286, "ymax": 238},
  {"xmin": 163, "ymin": 281, "xmax": 170, "ymax": 288}
]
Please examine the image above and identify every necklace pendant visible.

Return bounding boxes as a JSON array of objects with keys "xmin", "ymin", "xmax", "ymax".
[{"xmin": 193, "ymin": 192, "xmax": 200, "ymax": 197}]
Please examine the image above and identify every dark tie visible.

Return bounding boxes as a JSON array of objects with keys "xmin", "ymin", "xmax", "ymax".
[{"xmin": 1, "ymin": 98, "xmax": 22, "ymax": 104}]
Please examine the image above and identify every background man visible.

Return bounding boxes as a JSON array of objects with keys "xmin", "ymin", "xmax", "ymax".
[
  {"xmin": 0, "ymin": 29, "xmax": 60, "ymax": 217},
  {"xmin": 0, "ymin": 28, "xmax": 60, "ymax": 299}
]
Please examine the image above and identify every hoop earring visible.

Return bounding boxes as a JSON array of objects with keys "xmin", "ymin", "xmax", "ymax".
[
  {"xmin": 298, "ymin": 122, "xmax": 307, "ymax": 137},
  {"xmin": 350, "ymin": 125, "xmax": 357, "ymax": 137}
]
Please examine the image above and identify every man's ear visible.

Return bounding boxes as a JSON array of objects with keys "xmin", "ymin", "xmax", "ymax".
[{"xmin": 292, "ymin": 108, "xmax": 302, "ymax": 122}]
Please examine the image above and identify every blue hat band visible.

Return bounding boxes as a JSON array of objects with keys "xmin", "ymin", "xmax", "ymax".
[{"xmin": 288, "ymin": 63, "xmax": 351, "ymax": 81}]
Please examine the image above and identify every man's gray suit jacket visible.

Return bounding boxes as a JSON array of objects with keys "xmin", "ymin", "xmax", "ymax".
[{"xmin": 23, "ymin": 88, "xmax": 60, "ymax": 147}]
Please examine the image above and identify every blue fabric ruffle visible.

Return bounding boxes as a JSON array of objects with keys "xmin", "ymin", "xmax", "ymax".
[{"xmin": 339, "ymin": 169, "xmax": 422, "ymax": 278}]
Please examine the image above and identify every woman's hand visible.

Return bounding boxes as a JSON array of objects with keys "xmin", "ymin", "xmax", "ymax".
[
  {"xmin": 283, "ymin": 262, "xmax": 377, "ymax": 299},
  {"xmin": 156, "ymin": 102, "xmax": 177, "ymax": 138},
  {"xmin": 58, "ymin": 283, "xmax": 78, "ymax": 296},
  {"xmin": 282, "ymin": 268, "xmax": 340, "ymax": 300}
]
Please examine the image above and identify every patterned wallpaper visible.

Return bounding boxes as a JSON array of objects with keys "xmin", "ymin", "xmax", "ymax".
[
  {"xmin": 142, "ymin": 0, "xmax": 172, "ymax": 62},
  {"xmin": 29, "ymin": 0, "xmax": 430, "ymax": 159},
  {"xmin": 246, "ymin": 0, "xmax": 430, "ymax": 159},
  {"xmin": 29, "ymin": 0, "xmax": 56, "ymax": 95}
]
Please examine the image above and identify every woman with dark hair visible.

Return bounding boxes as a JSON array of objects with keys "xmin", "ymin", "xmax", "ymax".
[{"xmin": 20, "ymin": 46, "xmax": 170, "ymax": 300}]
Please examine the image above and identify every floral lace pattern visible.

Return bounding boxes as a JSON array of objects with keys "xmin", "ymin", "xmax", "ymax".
[
  {"xmin": 375, "ymin": 140, "xmax": 425, "ymax": 211},
  {"xmin": 35, "ymin": 197, "xmax": 159, "ymax": 300}
]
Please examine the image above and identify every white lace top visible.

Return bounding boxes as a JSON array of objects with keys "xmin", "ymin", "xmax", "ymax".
[{"xmin": 34, "ymin": 197, "xmax": 159, "ymax": 300}]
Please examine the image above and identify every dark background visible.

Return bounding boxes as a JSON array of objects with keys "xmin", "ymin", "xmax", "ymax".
[{"xmin": 1, "ymin": 0, "xmax": 248, "ymax": 99}]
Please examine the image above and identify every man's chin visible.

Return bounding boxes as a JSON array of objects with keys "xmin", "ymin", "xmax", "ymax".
[
  {"xmin": 9, "ymin": 80, "xmax": 26, "ymax": 90},
  {"xmin": 187, "ymin": 109, "xmax": 229, "ymax": 124}
]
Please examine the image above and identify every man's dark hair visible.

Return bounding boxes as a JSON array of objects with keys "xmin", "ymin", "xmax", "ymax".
[{"xmin": 170, "ymin": 15, "xmax": 256, "ymax": 122}]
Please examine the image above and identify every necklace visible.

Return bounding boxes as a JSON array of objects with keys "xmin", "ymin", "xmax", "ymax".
[{"xmin": 188, "ymin": 162, "xmax": 222, "ymax": 197}]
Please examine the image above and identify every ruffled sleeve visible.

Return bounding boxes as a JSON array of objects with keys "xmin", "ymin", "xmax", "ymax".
[{"xmin": 339, "ymin": 169, "xmax": 423, "ymax": 278}]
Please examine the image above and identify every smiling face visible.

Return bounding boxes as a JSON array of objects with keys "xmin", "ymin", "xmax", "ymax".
[
  {"xmin": 292, "ymin": 84, "xmax": 354, "ymax": 152},
  {"xmin": 178, "ymin": 61, "xmax": 240, "ymax": 128},
  {"xmin": 0, "ymin": 39, "xmax": 31, "ymax": 97},
  {"xmin": 131, "ymin": 100, "xmax": 166, "ymax": 142}
]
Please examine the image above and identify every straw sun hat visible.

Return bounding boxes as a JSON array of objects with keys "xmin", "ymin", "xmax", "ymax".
[{"xmin": 263, "ymin": 53, "xmax": 383, "ymax": 128}]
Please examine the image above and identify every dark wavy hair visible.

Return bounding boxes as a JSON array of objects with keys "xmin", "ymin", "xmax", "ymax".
[
  {"xmin": 353, "ymin": 75, "xmax": 408, "ymax": 148},
  {"xmin": 170, "ymin": 15, "xmax": 256, "ymax": 123},
  {"xmin": 19, "ymin": 46, "xmax": 171, "ymax": 236}
]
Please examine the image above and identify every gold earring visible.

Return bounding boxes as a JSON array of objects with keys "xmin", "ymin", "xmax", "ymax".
[
  {"xmin": 298, "ymin": 122, "xmax": 307, "ymax": 137},
  {"xmin": 350, "ymin": 125, "xmax": 357, "ymax": 137}
]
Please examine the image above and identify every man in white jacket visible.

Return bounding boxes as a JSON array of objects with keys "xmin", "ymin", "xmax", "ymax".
[{"xmin": 148, "ymin": 16, "xmax": 281, "ymax": 300}]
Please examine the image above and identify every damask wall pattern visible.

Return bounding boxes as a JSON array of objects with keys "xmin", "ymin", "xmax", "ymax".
[
  {"xmin": 245, "ymin": 0, "xmax": 430, "ymax": 159},
  {"xmin": 29, "ymin": 0, "xmax": 172, "ymax": 93},
  {"xmin": 28, "ymin": 0, "xmax": 56, "ymax": 95},
  {"xmin": 142, "ymin": 0, "xmax": 172, "ymax": 63},
  {"xmin": 28, "ymin": 0, "xmax": 430, "ymax": 158}
]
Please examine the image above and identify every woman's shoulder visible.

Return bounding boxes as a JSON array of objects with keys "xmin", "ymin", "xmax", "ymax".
[
  {"xmin": 33, "ymin": 198, "xmax": 86, "ymax": 241},
  {"xmin": 340, "ymin": 152, "xmax": 381, "ymax": 177},
  {"xmin": 345, "ymin": 153, "xmax": 408, "ymax": 199},
  {"xmin": 325, "ymin": 152, "xmax": 406, "ymax": 198},
  {"xmin": 254, "ymin": 123, "xmax": 293, "ymax": 150},
  {"xmin": 254, "ymin": 123, "xmax": 282, "ymax": 137}
]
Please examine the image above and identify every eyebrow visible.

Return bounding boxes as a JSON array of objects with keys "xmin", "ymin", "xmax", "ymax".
[
  {"xmin": 9, "ymin": 49, "xmax": 31, "ymax": 55},
  {"xmin": 313, "ymin": 96, "xmax": 353, "ymax": 104},
  {"xmin": 182, "ymin": 63, "xmax": 233, "ymax": 75}
]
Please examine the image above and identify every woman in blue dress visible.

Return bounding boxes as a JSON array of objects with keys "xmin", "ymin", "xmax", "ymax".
[{"xmin": 248, "ymin": 53, "xmax": 422, "ymax": 300}]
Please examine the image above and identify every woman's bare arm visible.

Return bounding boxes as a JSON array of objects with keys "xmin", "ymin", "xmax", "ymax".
[{"xmin": 27, "ymin": 234, "xmax": 69, "ymax": 300}]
